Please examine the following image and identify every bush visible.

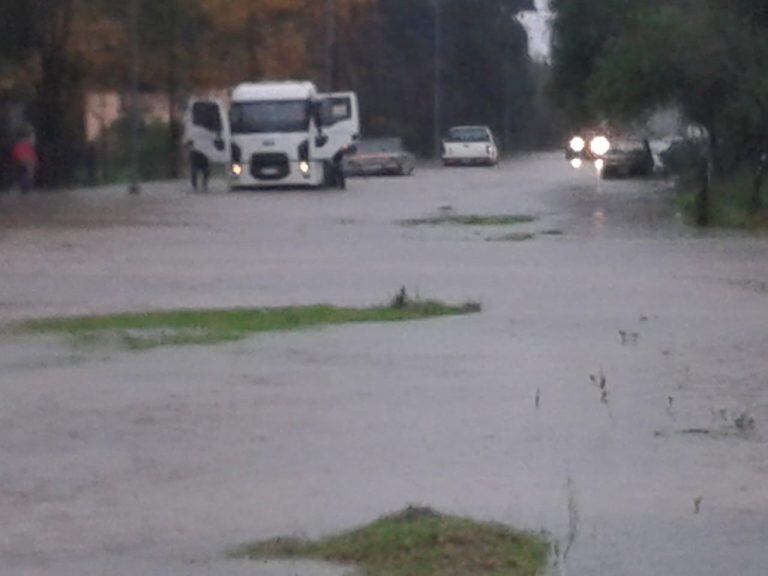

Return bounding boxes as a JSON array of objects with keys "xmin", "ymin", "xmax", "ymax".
[
  {"xmin": 91, "ymin": 117, "xmax": 178, "ymax": 184},
  {"xmin": 677, "ymin": 168, "xmax": 768, "ymax": 228}
]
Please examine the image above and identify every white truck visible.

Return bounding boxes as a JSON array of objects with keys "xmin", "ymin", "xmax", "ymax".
[{"xmin": 184, "ymin": 81, "xmax": 359, "ymax": 189}]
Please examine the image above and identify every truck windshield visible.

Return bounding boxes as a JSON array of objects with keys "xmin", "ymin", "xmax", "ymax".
[{"xmin": 230, "ymin": 100, "xmax": 310, "ymax": 134}]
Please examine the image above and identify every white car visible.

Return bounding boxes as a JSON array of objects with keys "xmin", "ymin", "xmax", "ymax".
[{"xmin": 442, "ymin": 126, "xmax": 499, "ymax": 166}]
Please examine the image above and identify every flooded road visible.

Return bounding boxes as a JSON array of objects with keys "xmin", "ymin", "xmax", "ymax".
[{"xmin": 2, "ymin": 153, "xmax": 767, "ymax": 575}]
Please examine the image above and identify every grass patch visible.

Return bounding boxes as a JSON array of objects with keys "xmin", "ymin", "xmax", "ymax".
[
  {"xmin": 14, "ymin": 291, "xmax": 481, "ymax": 351},
  {"xmin": 485, "ymin": 232, "xmax": 536, "ymax": 243},
  {"xmin": 401, "ymin": 214, "xmax": 536, "ymax": 227},
  {"xmin": 230, "ymin": 506, "xmax": 550, "ymax": 576},
  {"xmin": 677, "ymin": 169, "xmax": 768, "ymax": 229}
]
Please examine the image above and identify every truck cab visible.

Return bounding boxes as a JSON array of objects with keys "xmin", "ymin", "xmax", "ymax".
[{"xmin": 184, "ymin": 81, "xmax": 359, "ymax": 189}]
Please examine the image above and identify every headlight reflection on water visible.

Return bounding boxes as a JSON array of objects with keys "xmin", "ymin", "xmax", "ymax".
[{"xmin": 570, "ymin": 158, "xmax": 583, "ymax": 170}]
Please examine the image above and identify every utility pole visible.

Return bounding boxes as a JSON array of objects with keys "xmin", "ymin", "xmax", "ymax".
[
  {"xmin": 128, "ymin": 0, "xmax": 141, "ymax": 194},
  {"xmin": 433, "ymin": 0, "xmax": 442, "ymax": 159},
  {"xmin": 325, "ymin": 0, "xmax": 336, "ymax": 91},
  {"xmin": 503, "ymin": 44, "xmax": 512, "ymax": 151}
]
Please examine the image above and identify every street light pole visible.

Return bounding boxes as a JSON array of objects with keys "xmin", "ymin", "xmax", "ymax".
[
  {"xmin": 433, "ymin": 0, "xmax": 442, "ymax": 159},
  {"xmin": 128, "ymin": 0, "xmax": 141, "ymax": 195}
]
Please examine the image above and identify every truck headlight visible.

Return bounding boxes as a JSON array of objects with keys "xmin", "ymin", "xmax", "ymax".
[
  {"xmin": 569, "ymin": 136, "xmax": 586, "ymax": 153},
  {"xmin": 299, "ymin": 161, "xmax": 310, "ymax": 175},
  {"xmin": 590, "ymin": 136, "xmax": 611, "ymax": 157},
  {"xmin": 231, "ymin": 163, "xmax": 243, "ymax": 177}
]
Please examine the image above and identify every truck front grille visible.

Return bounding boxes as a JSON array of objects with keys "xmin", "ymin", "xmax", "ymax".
[{"xmin": 250, "ymin": 153, "xmax": 290, "ymax": 180}]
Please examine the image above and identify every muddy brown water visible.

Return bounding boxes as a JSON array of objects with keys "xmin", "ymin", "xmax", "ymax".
[{"xmin": 1, "ymin": 154, "xmax": 767, "ymax": 575}]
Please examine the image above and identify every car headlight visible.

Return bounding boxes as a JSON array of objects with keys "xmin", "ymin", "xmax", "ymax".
[
  {"xmin": 590, "ymin": 136, "xmax": 611, "ymax": 157},
  {"xmin": 231, "ymin": 163, "xmax": 243, "ymax": 177},
  {"xmin": 299, "ymin": 161, "xmax": 310, "ymax": 175},
  {"xmin": 569, "ymin": 136, "xmax": 586, "ymax": 153}
]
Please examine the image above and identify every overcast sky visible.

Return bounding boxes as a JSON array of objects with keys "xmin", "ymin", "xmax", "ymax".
[{"xmin": 517, "ymin": 0, "xmax": 552, "ymax": 62}]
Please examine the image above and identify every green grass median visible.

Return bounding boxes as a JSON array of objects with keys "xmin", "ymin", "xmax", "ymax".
[
  {"xmin": 15, "ymin": 292, "xmax": 481, "ymax": 351},
  {"xmin": 400, "ymin": 214, "xmax": 536, "ymax": 227},
  {"xmin": 230, "ymin": 507, "xmax": 550, "ymax": 576}
]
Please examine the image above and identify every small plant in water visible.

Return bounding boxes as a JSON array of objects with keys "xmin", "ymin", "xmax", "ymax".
[
  {"xmin": 619, "ymin": 330, "xmax": 640, "ymax": 345},
  {"xmin": 486, "ymin": 232, "xmax": 535, "ymax": 242},
  {"xmin": 400, "ymin": 214, "xmax": 536, "ymax": 227},
  {"xmin": 734, "ymin": 411, "xmax": 756, "ymax": 435},
  {"xmin": 391, "ymin": 286, "xmax": 409, "ymax": 309},
  {"xmin": 590, "ymin": 370, "xmax": 608, "ymax": 404}
]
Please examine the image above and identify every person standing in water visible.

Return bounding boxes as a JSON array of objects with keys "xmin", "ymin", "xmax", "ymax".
[
  {"xmin": 188, "ymin": 146, "xmax": 210, "ymax": 191},
  {"xmin": 11, "ymin": 127, "xmax": 37, "ymax": 193}
]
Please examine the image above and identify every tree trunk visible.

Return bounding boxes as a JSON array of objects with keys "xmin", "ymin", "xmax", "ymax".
[
  {"xmin": 167, "ymin": 0, "xmax": 181, "ymax": 179},
  {"xmin": 696, "ymin": 155, "xmax": 710, "ymax": 227},
  {"xmin": 33, "ymin": 0, "xmax": 79, "ymax": 188},
  {"xmin": 247, "ymin": 11, "xmax": 259, "ymax": 79},
  {"xmin": 36, "ymin": 52, "xmax": 69, "ymax": 187},
  {"xmin": 751, "ymin": 179, "xmax": 763, "ymax": 213},
  {"xmin": 751, "ymin": 165, "xmax": 765, "ymax": 214}
]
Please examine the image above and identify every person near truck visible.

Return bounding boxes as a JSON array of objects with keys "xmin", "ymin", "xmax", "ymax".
[{"xmin": 183, "ymin": 137, "xmax": 210, "ymax": 192}]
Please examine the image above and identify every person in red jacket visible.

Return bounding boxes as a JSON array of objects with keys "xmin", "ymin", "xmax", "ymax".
[{"xmin": 11, "ymin": 128, "xmax": 37, "ymax": 193}]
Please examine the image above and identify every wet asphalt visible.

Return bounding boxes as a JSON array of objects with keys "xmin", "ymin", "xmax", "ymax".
[{"xmin": 1, "ymin": 153, "xmax": 767, "ymax": 575}]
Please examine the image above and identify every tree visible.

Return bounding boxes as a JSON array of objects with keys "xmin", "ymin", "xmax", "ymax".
[
  {"xmin": 549, "ymin": 0, "xmax": 649, "ymax": 126},
  {"xmin": 344, "ymin": 0, "xmax": 536, "ymax": 155},
  {"xmin": 194, "ymin": 0, "xmax": 318, "ymax": 86},
  {"xmin": 28, "ymin": 0, "xmax": 81, "ymax": 186},
  {"xmin": 551, "ymin": 0, "xmax": 768, "ymax": 215},
  {"xmin": 139, "ymin": 0, "xmax": 203, "ymax": 178},
  {"xmin": 0, "ymin": 1, "xmax": 125, "ymax": 186}
]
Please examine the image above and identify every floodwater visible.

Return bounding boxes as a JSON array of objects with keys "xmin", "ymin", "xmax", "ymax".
[{"xmin": 1, "ymin": 153, "xmax": 767, "ymax": 575}]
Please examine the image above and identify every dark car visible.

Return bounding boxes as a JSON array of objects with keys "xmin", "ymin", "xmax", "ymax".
[
  {"xmin": 343, "ymin": 138, "xmax": 416, "ymax": 177},
  {"xmin": 601, "ymin": 138, "xmax": 654, "ymax": 178}
]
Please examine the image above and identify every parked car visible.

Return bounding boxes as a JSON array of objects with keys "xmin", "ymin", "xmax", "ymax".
[
  {"xmin": 442, "ymin": 126, "xmax": 499, "ymax": 166},
  {"xmin": 343, "ymin": 137, "xmax": 416, "ymax": 176},
  {"xmin": 601, "ymin": 137, "xmax": 654, "ymax": 178}
]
